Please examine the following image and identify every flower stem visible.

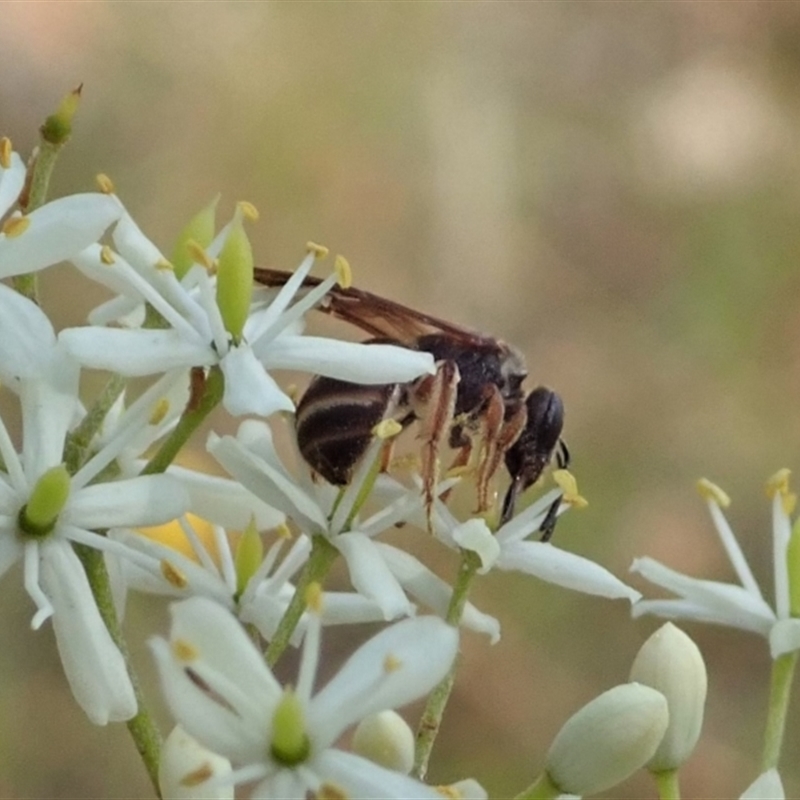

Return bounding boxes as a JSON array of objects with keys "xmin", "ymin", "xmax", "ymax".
[
  {"xmin": 761, "ymin": 650, "xmax": 799, "ymax": 771},
  {"xmin": 75, "ymin": 544, "xmax": 163, "ymax": 796},
  {"xmin": 63, "ymin": 374, "xmax": 127, "ymax": 473},
  {"xmin": 514, "ymin": 772, "xmax": 562, "ymax": 800},
  {"xmin": 653, "ymin": 768, "xmax": 681, "ymax": 800},
  {"xmin": 140, "ymin": 366, "xmax": 224, "ymax": 476},
  {"xmin": 265, "ymin": 534, "xmax": 339, "ymax": 667},
  {"xmin": 413, "ymin": 548, "xmax": 481, "ymax": 780}
]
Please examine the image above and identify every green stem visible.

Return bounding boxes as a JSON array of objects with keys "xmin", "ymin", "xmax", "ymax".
[
  {"xmin": 413, "ymin": 549, "xmax": 481, "ymax": 780},
  {"xmin": 75, "ymin": 544, "xmax": 163, "ymax": 797},
  {"xmin": 140, "ymin": 367, "xmax": 224, "ymax": 476},
  {"xmin": 761, "ymin": 650, "xmax": 799, "ymax": 771},
  {"xmin": 265, "ymin": 535, "xmax": 339, "ymax": 667},
  {"xmin": 63, "ymin": 374, "xmax": 127, "ymax": 473},
  {"xmin": 514, "ymin": 772, "xmax": 562, "ymax": 800},
  {"xmin": 653, "ymin": 768, "xmax": 681, "ymax": 800}
]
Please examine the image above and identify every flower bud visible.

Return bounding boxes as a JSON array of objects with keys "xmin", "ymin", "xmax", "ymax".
[
  {"xmin": 20, "ymin": 464, "xmax": 71, "ymax": 537},
  {"xmin": 158, "ymin": 725, "xmax": 233, "ymax": 800},
  {"xmin": 545, "ymin": 683, "xmax": 669, "ymax": 796},
  {"xmin": 629, "ymin": 622, "xmax": 707, "ymax": 772},
  {"xmin": 352, "ymin": 710, "xmax": 414, "ymax": 774},
  {"xmin": 41, "ymin": 85, "xmax": 82, "ymax": 145}
]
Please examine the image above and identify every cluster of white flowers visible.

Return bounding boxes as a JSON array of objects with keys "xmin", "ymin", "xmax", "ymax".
[{"xmin": 4, "ymin": 114, "xmax": 798, "ymax": 800}]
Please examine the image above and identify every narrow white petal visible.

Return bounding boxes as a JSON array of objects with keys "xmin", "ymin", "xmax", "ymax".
[
  {"xmin": 0, "ymin": 283, "xmax": 57, "ymax": 381},
  {"xmin": 0, "ymin": 150, "xmax": 25, "ymax": 217},
  {"xmin": 335, "ymin": 533, "xmax": 414, "ymax": 620},
  {"xmin": 158, "ymin": 725, "xmax": 234, "ymax": 800},
  {"xmin": 60, "ymin": 327, "xmax": 213, "ymax": 375},
  {"xmin": 257, "ymin": 337, "xmax": 435, "ymax": 384},
  {"xmin": 769, "ymin": 618, "xmax": 800, "ymax": 659},
  {"xmin": 40, "ymin": 541, "xmax": 137, "ymax": 724},
  {"xmin": 312, "ymin": 749, "xmax": 442, "ymax": 799},
  {"xmin": 66, "ymin": 474, "xmax": 189, "ymax": 529},
  {"xmin": 0, "ymin": 532, "xmax": 22, "ymax": 580},
  {"xmin": 631, "ymin": 557, "xmax": 775, "ymax": 634},
  {"xmin": 496, "ymin": 541, "xmax": 641, "ymax": 602},
  {"xmin": 219, "ymin": 346, "xmax": 294, "ymax": 417},
  {"xmin": 740, "ymin": 769, "xmax": 785, "ymax": 799},
  {"xmin": 707, "ymin": 501, "xmax": 762, "ymax": 597},
  {"xmin": 0, "ymin": 193, "xmax": 121, "ymax": 277},
  {"xmin": 451, "ymin": 519, "xmax": 500, "ymax": 573},
  {"xmin": 494, "ymin": 488, "xmax": 563, "ymax": 546},
  {"xmin": 772, "ymin": 492, "xmax": 792, "ymax": 621},
  {"xmin": 308, "ymin": 616, "xmax": 458, "ymax": 747}
]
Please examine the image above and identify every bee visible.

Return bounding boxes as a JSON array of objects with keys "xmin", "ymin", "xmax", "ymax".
[{"xmin": 254, "ymin": 267, "xmax": 569, "ymax": 532}]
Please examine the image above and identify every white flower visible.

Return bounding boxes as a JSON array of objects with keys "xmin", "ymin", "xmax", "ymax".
[
  {"xmin": 0, "ymin": 286, "xmax": 190, "ymax": 723},
  {"xmin": 426, "ymin": 473, "xmax": 641, "ymax": 604},
  {"xmin": 207, "ymin": 419, "xmax": 499, "ymax": 638},
  {"xmin": 740, "ymin": 769, "xmax": 785, "ymax": 799},
  {"xmin": 159, "ymin": 725, "xmax": 233, "ymax": 800},
  {"xmin": 631, "ymin": 474, "xmax": 800, "ymax": 659},
  {"xmin": 59, "ymin": 206, "xmax": 433, "ymax": 417},
  {"xmin": 151, "ymin": 595, "xmax": 459, "ymax": 799},
  {"xmin": 0, "ymin": 138, "xmax": 121, "ymax": 279}
]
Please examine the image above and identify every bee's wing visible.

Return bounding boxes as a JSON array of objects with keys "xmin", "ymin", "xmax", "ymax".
[{"xmin": 254, "ymin": 267, "xmax": 487, "ymax": 345}]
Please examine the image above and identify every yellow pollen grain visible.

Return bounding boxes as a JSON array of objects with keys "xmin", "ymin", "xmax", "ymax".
[
  {"xmin": 334, "ymin": 255, "xmax": 352, "ymax": 289},
  {"xmin": 0, "ymin": 137, "xmax": 11, "ymax": 169},
  {"xmin": 99, "ymin": 245, "xmax": 116, "ymax": 265},
  {"xmin": 237, "ymin": 200, "xmax": 259, "ymax": 221},
  {"xmin": 696, "ymin": 478, "xmax": 731, "ymax": 508},
  {"xmin": 316, "ymin": 783, "xmax": 349, "ymax": 800},
  {"xmin": 275, "ymin": 522, "xmax": 293, "ymax": 540},
  {"xmin": 383, "ymin": 653, "xmax": 402, "ymax": 673},
  {"xmin": 374, "ymin": 418, "xmax": 402, "ymax": 440},
  {"xmin": 172, "ymin": 638, "xmax": 198, "ymax": 662},
  {"xmin": 553, "ymin": 469, "xmax": 578, "ymax": 497},
  {"xmin": 179, "ymin": 763, "xmax": 214, "ymax": 787},
  {"xmin": 2, "ymin": 215, "xmax": 29, "ymax": 238},
  {"xmin": 306, "ymin": 241, "xmax": 329, "ymax": 259},
  {"xmin": 155, "ymin": 257, "xmax": 175, "ymax": 272},
  {"xmin": 304, "ymin": 581, "xmax": 324, "ymax": 614},
  {"xmin": 435, "ymin": 786, "xmax": 461, "ymax": 799},
  {"xmin": 149, "ymin": 397, "xmax": 170, "ymax": 425},
  {"xmin": 95, "ymin": 173, "xmax": 115, "ymax": 194},
  {"xmin": 161, "ymin": 560, "xmax": 189, "ymax": 589}
]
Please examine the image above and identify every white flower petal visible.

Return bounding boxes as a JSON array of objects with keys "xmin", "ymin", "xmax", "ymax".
[
  {"xmin": 0, "ymin": 150, "xmax": 25, "ymax": 217},
  {"xmin": 40, "ymin": 541, "xmax": 137, "ymax": 724},
  {"xmin": 335, "ymin": 532, "xmax": 414, "ymax": 620},
  {"xmin": 309, "ymin": 616, "xmax": 458, "ymax": 746},
  {"xmin": 312, "ymin": 749, "xmax": 442, "ymax": 799},
  {"xmin": 60, "ymin": 327, "xmax": 213, "ymax": 375},
  {"xmin": 0, "ymin": 282, "xmax": 57, "ymax": 381},
  {"xmin": 740, "ymin": 769, "xmax": 785, "ymax": 799},
  {"xmin": 451, "ymin": 519, "xmax": 500, "ymax": 573},
  {"xmin": 0, "ymin": 193, "xmax": 121, "ymax": 278},
  {"xmin": 496, "ymin": 541, "xmax": 641, "ymax": 602},
  {"xmin": 257, "ymin": 336, "xmax": 435, "ymax": 384},
  {"xmin": 769, "ymin": 618, "xmax": 800, "ymax": 659},
  {"xmin": 159, "ymin": 725, "xmax": 234, "ymax": 800},
  {"xmin": 219, "ymin": 346, "xmax": 294, "ymax": 417},
  {"xmin": 66, "ymin": 474, "xmax": 189, "ymax": 529},
  {"xmin": 631, "ymin": 557, "xmax": 775, "ymax": 634}
]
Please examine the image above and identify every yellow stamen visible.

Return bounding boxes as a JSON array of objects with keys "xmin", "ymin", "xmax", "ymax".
[
  {"xmin": 767, "ymin": 469, "xmax": 795, "ymax": 515},
  {"xmin": 275, "ymin": 522, "xmax": 293, "ymax": 540},
  {"xmin": 334, "ymin": 254, "xmax": 352, "ymax": 289},
  {"xmin": 373, "ymin": 418, "xmax": 402, "ymax": 440},
  {"xmin": 186, "ymin": 239, "xmax": 215, "ymax": 272},
  {"xmin": 149, "ymin": 397, "xmax": 170, "ymax": 425},
  {"xmin": 305, "ymin": 581, "xmax": 324, "ymax": 614},
  {"xmin": 383, "ymin": 654, "xmax": 402, "ymax": 673},
  {"xmin": 306, "ymin": 241, "xmax": 329, "ymax": 259},
  {"xmin": 99, "ymin": 245, "xmax": 115, "ymax": 265},
  {"xmin": 172, "ymin": 638, "xmax": 198, "ymax": 662},
  {"xmin": 553, "ymin": 469, "xmax": 588, "ymax": 508},
  {"xmin": 155, "ymin": 257, "xmax": 175, "ymax": 272},
  {"xmin": 179, "ymin": 763, "xmax": 214, "ymax": 787},
  {"xmin": 696, "ymin": 478, "xmax": 731, "ymax": 508},
  {"xmin": 95, "ymin": 173, "xmax": 115, "ymax": 194},
  {"xmin": 2, "ymin": 215, "xmax": 29, "ymax": 238},
  {"xmin": 0, "ymin": 137, "xmax": 11, "ymax": 169},
  {"xmin": 161, "ymin": 560, "xmax": 189, "ymax": 589},
  {"xmin": 237, "ymin": 200, "xmax": 259, "ymax": 221}
]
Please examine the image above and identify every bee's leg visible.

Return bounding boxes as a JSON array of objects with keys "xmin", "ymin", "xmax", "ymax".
[
  {"xmin": 475, "ymin": 393, "xmax": 527, "ymax": 513},
  {"xmin": 438, "ymin": 424, "xmax": 473, "ymax": 504},
  {"xmin": 411, "ymin": 360, "xmax": 460, "ymax": 525}
]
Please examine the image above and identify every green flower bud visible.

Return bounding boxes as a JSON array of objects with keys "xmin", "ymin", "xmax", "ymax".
[
  {"xmin": 630, "ymin": 623, "xmax": 707, "ymax": 772},
  {"xmin": 545, "ymin": 683, "xmax": 669, "ymax": 796},
  {"xmin": 20, "ymin": 465, "xmax": 71, "ymax": 538},
  {"xmin": 41, "ymin": 85, "xmax": 82, "ymax": 145},
  {"xmin": 216, "ymin": 208, "xmax": 254, "ymax": 341},
  {"xmin": 352, "ymin": 710, "xmax": 414, "ymax": 774},
  {"xmin": 234, "ymin": 517, "xmax": 263, "ymax": 598},
  {"xmin": 270, "ymin": 689, "xmax": 309, "ymax": 766},
  {"xmin": 171, "ymin": 196, "xmax": 219, "ymax": 279}
]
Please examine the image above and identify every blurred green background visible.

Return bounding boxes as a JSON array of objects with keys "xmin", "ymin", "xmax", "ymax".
[{"xmin": 3, "ymin": 3, "xmax": 800, "ymax": 798}]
